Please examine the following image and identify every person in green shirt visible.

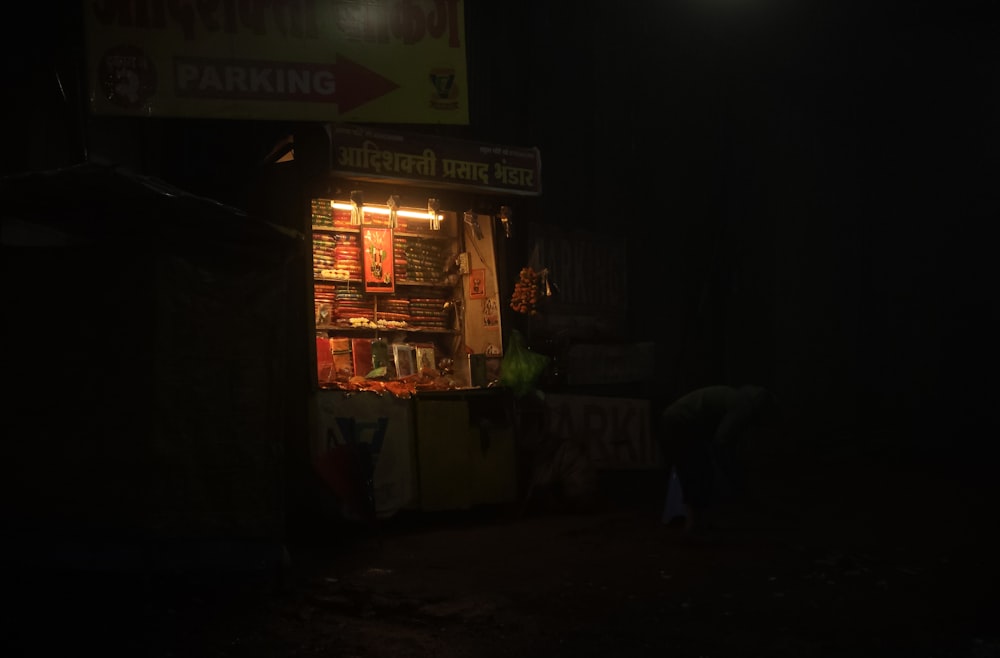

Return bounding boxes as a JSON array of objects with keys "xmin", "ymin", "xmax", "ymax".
[{"xmin": 659, "ymin": 385, "xmax": 780, "ymax": 531}]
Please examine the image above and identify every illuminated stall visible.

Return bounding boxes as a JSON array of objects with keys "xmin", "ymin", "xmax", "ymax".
[{"xmin": 305, "ymin": 124, "xmax": 541, "ymax": 518}]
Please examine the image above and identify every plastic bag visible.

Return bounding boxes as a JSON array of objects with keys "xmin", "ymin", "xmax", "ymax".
[{"xmin": 500, "ymin": 329, "xmax": 549, "ymax": 397}]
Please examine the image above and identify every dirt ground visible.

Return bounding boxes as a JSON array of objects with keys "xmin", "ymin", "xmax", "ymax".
[{"xmin": 11, "ymin": 447, "xmax": 1000, "ymax": 658}]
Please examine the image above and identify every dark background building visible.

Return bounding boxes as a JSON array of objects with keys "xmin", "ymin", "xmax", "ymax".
[{"xmin": 4, "ymin": 0, "xmax": 997, "ymax": 468}]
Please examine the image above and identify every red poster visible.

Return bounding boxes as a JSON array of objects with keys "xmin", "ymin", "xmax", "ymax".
[
  {"xmin": 362, "ymin": 227, "xmax": 395, "ymax": 293},
  {"xmin": 469, "ymin": 268, "xmax": 486, "ymax": 299}
]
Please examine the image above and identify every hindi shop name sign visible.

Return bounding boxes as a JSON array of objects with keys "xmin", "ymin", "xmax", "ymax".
[
  {"xmin": 543, "ymin": 394, "xmax": 658, "ymax": 470},
  {"xmin": 329, "ymin": 124, "xmax": 542, "ymax": 196}
]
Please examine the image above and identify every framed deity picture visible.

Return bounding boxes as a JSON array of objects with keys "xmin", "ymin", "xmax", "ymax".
[
  {"xmin": 392, "ymin": 343, "xmax": 417, "ymax": 378},
  {"xmin": 363, "ymin": 227, "xmax": 395, "ymax": 293},
  {"xmin": 414, "ymin": 345, "xmax": 436, "ymax": 372}
]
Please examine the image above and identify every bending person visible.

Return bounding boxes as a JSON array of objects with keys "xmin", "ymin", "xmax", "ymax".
[{"xmin": 659, "ymin": 385, "xmax": 779, "ymax": 531}]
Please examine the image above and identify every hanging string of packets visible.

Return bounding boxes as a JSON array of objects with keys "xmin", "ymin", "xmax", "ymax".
[{"xmin": 510, "ymin": 266, "xmax": 552, "ymax": 315}]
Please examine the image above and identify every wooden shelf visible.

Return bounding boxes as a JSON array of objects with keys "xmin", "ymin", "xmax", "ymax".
[
  {"xmin": 312, "ymin": 201, "xmax": 463, "ymax": 366},
  {"xmin": 314, "ymin": 277, "xmax": 453, "ymax": 288},
  {"xmin": 312, "ymin": 225, "xmax": 453, "ymax": 239},
  {"xmin": 316, "ymin": 324, "xmax": 456, "ymax": 334}
]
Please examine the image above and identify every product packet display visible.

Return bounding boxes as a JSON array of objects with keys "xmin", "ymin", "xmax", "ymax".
[
  {"xmin": 414, "ymin": 345, "xmax": 436, "ymax": 372},
  {"xmin": 329, "ymin": 338, "xmax": 352, "ymax": 377},
  {"xmin": 316, "ymin": 336, "xmax": 334, "ymax": 382},
  {"xmin": 351, "ymin": 338, "xmax": 373, "ymax": 377}
]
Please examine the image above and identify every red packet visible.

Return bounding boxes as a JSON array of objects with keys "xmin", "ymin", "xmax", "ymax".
[
  {"xmin": 351, "ymin": 338, "xmax": 373, "ymax": 377},
  {"xmin": 316, "ymin": 336, "xmax": 334, "ymax": 382},
  {"xmin": 330, "ymin": 338, "xmax": 352, "ymax": 377}
]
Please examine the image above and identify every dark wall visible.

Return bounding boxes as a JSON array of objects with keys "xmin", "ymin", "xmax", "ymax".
[
  {"xmin": 490, "ymin": 1, "xmax": 998, "ymax": 462},
  {"xmin": 5, "ymin": 1, "xmax": 997, "ymax": 464}
]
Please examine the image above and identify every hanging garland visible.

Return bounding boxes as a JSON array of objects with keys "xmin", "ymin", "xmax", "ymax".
[{"xmin": 509, "ymin": 266, "xmax": 552, "ymax": 316}]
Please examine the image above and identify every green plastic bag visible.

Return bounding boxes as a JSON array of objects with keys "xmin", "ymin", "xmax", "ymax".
[{"xmin": 500, "ymin": 330, "xmax": 549, "ymax": 397}]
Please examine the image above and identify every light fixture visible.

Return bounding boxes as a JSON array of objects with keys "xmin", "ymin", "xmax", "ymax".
[
  {"xmin": 428, "ymin": 198, "xmax": 441, "ymax": 231},
  {"xmin": 499, "ymin": 205, "xmax": 512, "ymax": 238},
  {"xmin": 464, "ymin": 210, "xmax": 483, "ymax": 240},
  {"xmin": 330, "ymin": 198, "xmax": 445, "ymax": 226},
  {"xmin": 386, "ymin": 195, "xmax": 399, "ymax": 229},
  {"xmin": 349, "ymin": 189, "xmax": 363, "ymax": 226},
  {"xmin": 442, "ymin": 299, "xmax": 463, "ymax": 331}
]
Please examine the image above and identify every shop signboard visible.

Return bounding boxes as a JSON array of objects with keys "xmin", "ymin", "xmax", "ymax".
[
  {"xmin": 83, "ymin": 0, "xmax": 469, "ymax": 124},
  {"xmin": 543, "ymin": 394, "xmax": 658, "ymax": 470},
  {"xmin": 328, "ymin": 123, "xmax": 542, "ymax": 196}
]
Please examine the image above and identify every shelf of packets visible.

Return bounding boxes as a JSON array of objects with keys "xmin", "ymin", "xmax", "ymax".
[
  {"xmin": 312, "ymin": 234, "xmax": 453, "ymax": 285},
  {"xmin": 311, "ymin": 200, "xmax": 455, "ymax": 281},
  {"xmin": 316, "ymin": 336, "xmax": 438, "ymax": 382},
  {"xmin": 314, "ymin": 283, "xmax": 453, "ymax": 331},
  {"xmin": 312, "ymin": 232, "xmax": 361, "ymax": 281},
  {"xmin": 393, "ymin": 234, "xmax": 453, "ymax": 283}
]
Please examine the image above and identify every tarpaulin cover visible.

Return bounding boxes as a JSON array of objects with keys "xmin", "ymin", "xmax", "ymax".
[{"xmin": 2, "ymin": 162, "xmax": 303, "ymax": 571}]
